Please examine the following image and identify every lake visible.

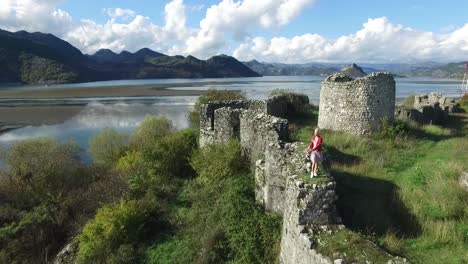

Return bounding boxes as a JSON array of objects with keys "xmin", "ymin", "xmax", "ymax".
[{"xmin": 0, "ymin": 76, "xmax": 464, "ymax": 156}]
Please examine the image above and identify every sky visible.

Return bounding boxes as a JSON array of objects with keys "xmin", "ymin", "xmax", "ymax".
[{"xmin": 0, "ymin": 0, "xmax": 467, "ymax": 63}]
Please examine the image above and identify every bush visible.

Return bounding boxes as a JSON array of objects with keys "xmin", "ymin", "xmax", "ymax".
[
  {"xmin": 130, "ymin": 116, "xmax": 175, "ymax": 151},
  {"xmin": 145, "ymin": 128, "xmax": 198, "ymax": 179},
  {"xmin": 269, "ymin": 89, "xmax": 312, "ymax": 116},
  {"xmin": 117, "ymin": 151, "xmax": 151, "ymax": 195},
  {"xmin": 219, "ymin": 175, "xmax": 282, "ymax": 264},
  {"xmin": 89, "ymin": 128, "xmax": 128, "ymax": 166},
  {"xmin": 191, "ymin": 140, "xmax": 248, "ymax": 186},
  {"xmin": 377, "ymin": 118, "xmax": 407, "ymax": 140},
  {"xmin": 117, "ymin": 129, "xmax": 198, "ymax": 197},
  {"xmin": 188, "ymin": 89, "xmax": 245, "ymax": 129},
  {"xmin": 4, "ymin": 137, "xmax": 84, "ymax": 203},
  {"xmin": 0, "ymin": 138, "xmax": 87, "ymax": 263},
  {"xmin": 77, "ymin": 199, "xmax": 165, "ymax": 264},
  {"xmin": 147, "ymin": 140, "xmax": 281, "ymax": 264}
]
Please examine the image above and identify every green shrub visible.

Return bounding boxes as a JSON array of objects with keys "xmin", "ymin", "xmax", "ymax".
[
  {"xmin": 130, "ymin": 116, "xmax": 175, "ymax": 151},
  {"xmin": 117, "ymin": 129, "xmax": 197, "ymax": 197},
  {"xmin": 219, "ymin": 175, "xmax": 282, "ymax": 264},
  {"xmin": 191, "ymin": 140, "xmax": 248, "ymax": 186},
  {"xmin": 145, "ymin": 128, "xmax": 197, "ymax": 179},
  {"xmin": 377, "ymin": 118, "xmax": 407, "ymax": 140},
  {"xmin": 77, "ymin": 199, "xmax": 164, "ymax": 264},
  {"xmin": 188, "ymin": 89, "xmax": 245, "ymax": 129},
  {"xmin": 117, "ymin": 150, "xmax": 152, "ymax": 195},
  {"xmin": 4, "ymin": 137, "xmax": 84, "ymax": 202},
  {"xmin": 269, "ymin": 89, "xmax": 312, "ymax": 116},
  {"xmin": 89, "ymin": 128, "xmax": 128, "ymax": 166},
  {"xmin": 0, "ymin": 138, "xmax": 87, "ymax": 263},
  {"xmin": 146, "ymin": 139, "xmax": 281, "ymax": 264}
]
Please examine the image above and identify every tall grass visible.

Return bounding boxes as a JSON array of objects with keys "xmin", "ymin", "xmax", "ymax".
[{"xmin": 295, "ymin": 111, "xmax": 468, "ymax": 263}]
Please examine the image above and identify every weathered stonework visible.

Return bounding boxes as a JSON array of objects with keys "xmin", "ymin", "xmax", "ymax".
[
  {"xmin": 279, "ymin": 176, "xmax": 339, "ymax": 264},
  {"xmin": 396, "ymin": 92, "xmax": 460, "ymax": 124},
  {"xmin": 53, "ymin": 240, "xmax": 78, "ymax": 264},
  {"xmin": 199, "ymin": 93, "xmax": 309, "ymax": 148},
  {"xmin": 414, "ymin": 92, "xmax": 459, "ymax": 113},
  {"xmin": 198, "ymin": 92, "xmax": 408, "ymax": 264},
  {"xmin": 318, "ymin": 72, "xmax": 396, "ymax": 135},
  {"xmin": 255, "ymin": 142, "xmax": 305, "ymax": 214},
  {"xmin": 240, "ymin": 110, "xmax": 289, "ymax": 166},
  {"xmin": 199, "ymin": 94, "xmax": 307, "ymax": 213}
]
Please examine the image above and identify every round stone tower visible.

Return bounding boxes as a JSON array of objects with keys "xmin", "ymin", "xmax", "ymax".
[{"xmin": 318, "ymin": 72, "xmax": 396, "ymax": 135}]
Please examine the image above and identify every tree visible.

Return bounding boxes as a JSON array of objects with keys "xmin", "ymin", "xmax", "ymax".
[
  {"xmin": 77, "ymin": 199, "xmax": 165, "ymax": 264},
  {"xmin": 89, "ymin": 128, "xmax": 128, "ymax": 166},
  {"xmin": 0, "ymin": 138, "xmax": 86, "ymax": 263},
  {"xmin": 130, "ymin": 116, "xmax": 175, "ymax": 152}
]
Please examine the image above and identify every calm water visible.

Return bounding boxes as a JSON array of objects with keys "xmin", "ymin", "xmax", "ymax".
[{"xmin": 0, "ymin": 76, "xmax": 464, "ymax": 156}]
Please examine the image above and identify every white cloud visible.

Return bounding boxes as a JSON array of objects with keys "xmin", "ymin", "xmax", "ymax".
[
  {"xmin": 103, "ymin": 8, "xmax": 136, "ymax": 21},
  {"xmin": 64, "ymin": 16, "xmax": 167, "ymax": 54},
  {"xmin": 233, "ymin": 17, "xmax": 468, "ymax": 63},
  {"xmin": 173, "ymin": 0, "xmax": 316, "ymax": 57},
  {"xmin": 0, "ymin": 1, "xmax": 467, "ymax": 63},
  {"xmin": 0, "ymin": 0, "xmax": 73, "ymax": 35}
]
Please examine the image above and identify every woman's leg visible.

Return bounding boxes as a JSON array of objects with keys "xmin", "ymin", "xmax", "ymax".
[{"xmin": 312, "ymin": 162, "xmax": 317, "ymax": 174}]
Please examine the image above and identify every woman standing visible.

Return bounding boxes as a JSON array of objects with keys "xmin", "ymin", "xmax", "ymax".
[{"xmin": 305, "ymin": 128, "xmax": 323, "ymax": 178}]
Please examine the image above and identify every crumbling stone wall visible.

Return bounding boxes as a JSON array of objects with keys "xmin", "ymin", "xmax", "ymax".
[
  {"xmin": 255, "ymin": 142, "xmax": 303, "ymax": 214},
  {"xmin": 318, "ymin": 72, "xmax": 396, "ymax": 134},
  {"xmin": 279, "ymin": 176, "xmax": 338, "ymax": 264},
  {"xmin": 396, "ymin": 92, "xmax": 460, "ymax": 124},
  {"xmin": 240, "ymin": 110, "xmax": 289, "ymax": 166},
  {"xmin": 199, "ymin": 93, "xmax": 309, "ymax": 148},
  {"xmin": 197, "ymin": 94, "xmax": 407, "ymax": 264},
  {"xmin": 198, "ymin": 95, "xmax": 306, "ymax": 214}
]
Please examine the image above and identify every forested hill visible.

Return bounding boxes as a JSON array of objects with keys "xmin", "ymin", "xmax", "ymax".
[{"xmin": 0, "ymin": 29, "xmax": 260, "ymax": 85}]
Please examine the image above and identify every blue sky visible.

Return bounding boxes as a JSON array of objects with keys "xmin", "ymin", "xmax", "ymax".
[
  {"xmin": 57, "ymin": 0, "xmax": 468, "ymax": 37},
  {"xmin": 0, "ymin": 0, "xmax": 467, "ymax": 63}
]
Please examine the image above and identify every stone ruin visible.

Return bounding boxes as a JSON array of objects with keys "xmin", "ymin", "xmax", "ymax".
[
  {"xmin": 396, "ymin": 92, "xmax": 460, "ymax": 124},
  {"xmin": 318, "ymin": 72, "xmax": 396, "ymax": 135},
  {"xmin": 198, "ymin": 91, "xmax": 407, "ymax": 263}
]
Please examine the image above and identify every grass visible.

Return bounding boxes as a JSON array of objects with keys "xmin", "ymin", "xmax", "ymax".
[
  {"xmin": 316, "ymin": 226, "xmax": 397, "ymax": 263},
  {"xmin": 299, "ymin": 169, "xmax": 332, "ymax": 185},
  {"xmin": 401, "ymin": 95, "xmax": 415, "ymax": 108},
  {"xmin": 292, "ymin": 102, "xmax": 468, "ymax": 264}
]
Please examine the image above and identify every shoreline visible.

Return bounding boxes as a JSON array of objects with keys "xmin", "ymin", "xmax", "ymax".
[
  {"xmin": 0, "ymin": 84, "xmax": 209, "ymax": 99},
  {"xmin": 0, "ymin": 86, "xmax": 208, "ymax": 130}
]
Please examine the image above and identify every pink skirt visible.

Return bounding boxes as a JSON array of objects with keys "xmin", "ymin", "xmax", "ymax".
[{"xmin": 311, "ymin": 151, "xmax": 323, "ymax": 163}]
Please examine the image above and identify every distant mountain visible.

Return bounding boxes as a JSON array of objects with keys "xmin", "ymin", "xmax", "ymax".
[
  {"xmin": 339, "ymin": 63, "xmax": 367, "ymax": 78},
  {"xmin": 89, "ymin": 48, "xmax": 166, "ymax": 64},
  {"xmin": 0, "ymin": 29, "xmax": 260, "ymax": 85},
  {"xmin": 410, "ymin": 62, "xmax": 467, "ymax": 78},
  {"xmin": 243, "ymin": 60, "xmax": 338, "ymax": 76},
  {"xmin": 0, "ymin": 29, "xmax": 89, "ymax": 84},
  {"xmin": 243, "ymin": 60, "xmax": 466, "ymax": 78}
]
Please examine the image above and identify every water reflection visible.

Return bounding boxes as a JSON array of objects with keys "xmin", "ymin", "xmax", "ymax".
[{"xmin": 0, "ymin": 102, "xmax": 193, "ymax": 151}]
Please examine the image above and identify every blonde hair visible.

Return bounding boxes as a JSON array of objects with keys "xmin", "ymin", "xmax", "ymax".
[{"xmin": 314, "ymin": 127, "xmax": 320, "ymax": 134}]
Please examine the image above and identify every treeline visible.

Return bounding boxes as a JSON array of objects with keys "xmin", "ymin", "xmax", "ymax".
[{"xmin": 0, "ymin": 91, "xmax": 281, "ymax": 264}]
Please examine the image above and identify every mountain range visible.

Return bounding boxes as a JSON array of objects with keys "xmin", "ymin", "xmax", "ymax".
[
  {"xmin": 0, "ymin": 29, "xmax": 260, "ymax": 85},
  {"xmin": 242, "ymin": 60, "xmax": 466, "ymax": 78},
  {"xmin": 0, "ymin": 28, "xmax": 466, "ymax": 85}
]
